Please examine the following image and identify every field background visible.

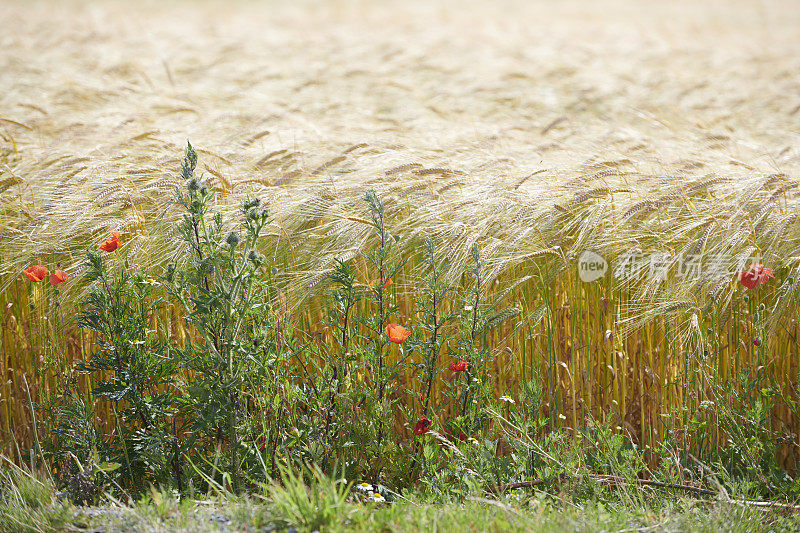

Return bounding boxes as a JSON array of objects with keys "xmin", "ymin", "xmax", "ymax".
[{"xmin": 2, "ymin": 0, "xmax": 800, "ymax": 468}]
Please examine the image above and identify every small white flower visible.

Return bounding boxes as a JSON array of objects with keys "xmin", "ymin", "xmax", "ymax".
[
  {"xmin": 558, "ymin": 414, "xmax": 566, "ymax": 420},
  {"xmin": 464, "ymin": 305, "xmax": 474, "ymax": 312},
  {"xmin": 468, "ymin": 437, "xmax": 479, "ymax": 445},
  {"xmin": 500, "ymin": 395, "xmax": 515, "ymax": 404},
  {"xmin": 356, "ymin": 482, "xmax": 373, "ymax": 492},
  {"xmin": 370, "ymin": 492, "xmax": 386, "ymax": 503}
]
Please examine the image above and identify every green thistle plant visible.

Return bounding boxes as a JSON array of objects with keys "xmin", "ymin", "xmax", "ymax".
[{"xmin": 163, "ymin": 142, "xmax": 277, "ymax": 493}]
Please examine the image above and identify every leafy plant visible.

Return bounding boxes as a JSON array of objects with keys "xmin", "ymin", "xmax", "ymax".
[
  {"xmin": 76, "ymin": 250, "xmax": 178, "ymax": 491},
  {"xmin": 162, "ymin": 142, "xmax": 281, "ymax": 493}
]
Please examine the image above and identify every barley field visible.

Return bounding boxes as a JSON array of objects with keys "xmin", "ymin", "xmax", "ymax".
[{"xmin": 2, "ymin": 0, "xmax": 800, "ymax": 519}]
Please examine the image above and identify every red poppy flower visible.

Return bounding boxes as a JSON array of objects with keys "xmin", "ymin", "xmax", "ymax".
[
  {"xmin": 99, "ymin": 231, "xmax": 122, "ymax": 252},
  {"xmin": 49, "ymin": 270, "xmax": 68, "ymax": 285},
  {"xmin": 369, "ymin": 277, "xmax": 392, "ymax": 290},
  {"xmin": 414, "ymin": 416, "xmax": 431, "ymax": 436},
  {"xmin": 448, "ymin": 360, "xmax": 468, "ymax": 373},
  {"xmin": 737, "ymin": 264, "xmax": 774, "ymax": 290},
  {"xmin": 24, "ymin": 265, "xmax": 49, "ymax": 282},
  {"xmin": 386, "ymin": 323, "xmax": 411, "ymax": 344}
]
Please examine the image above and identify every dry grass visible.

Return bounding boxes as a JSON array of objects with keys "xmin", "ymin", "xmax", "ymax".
[{"xmin": 2, "ymin": 0, "xmax": 800, "ymax": 465}]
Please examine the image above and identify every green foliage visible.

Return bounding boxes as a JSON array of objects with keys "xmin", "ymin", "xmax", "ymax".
[
  {"xmin": 0, "ymin": 464, "xmax": 71, "ymax": 533},
  {"xmin": 360, "ymin": 189, "xmax": 406, "ymax": 402},
  {"xmin": 410, "ymin": 237, "xmax": 454, "ymax": 416},
  {"xmin": 713, "ymin": 373, "xmax": 796, "ymax": 498},
  {"xmin": 266, "ymin": 464, "xmax": 351, "ymax": 531},
  {"xmin": 75, "ymin": 252, "xmax": 178, "ymax": 491},
  {"xmin": 163, "ymin": 142, "xmax": 286, "ymax": 494}
]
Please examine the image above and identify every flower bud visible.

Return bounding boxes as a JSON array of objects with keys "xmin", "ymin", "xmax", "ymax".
[
  {"xmin": 165, "ymin": 263, "xmax": 175, "ymax": 282},
  {"xmin": 226, "ymin": 232, "xmax": 240, "ymax": 247},
  {"xmin": 248, "ymin": 250, "xmax": 264, "ymax": 266}
]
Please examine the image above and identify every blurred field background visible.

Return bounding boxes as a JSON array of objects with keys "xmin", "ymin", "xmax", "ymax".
[{"xmin": 2, "ymin": 0, "xmax": 800, "ymax": 468}]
